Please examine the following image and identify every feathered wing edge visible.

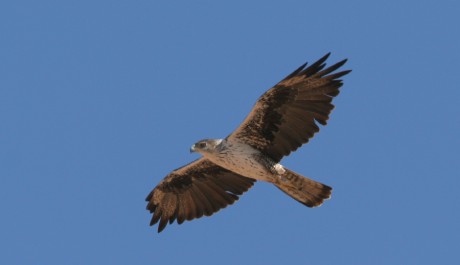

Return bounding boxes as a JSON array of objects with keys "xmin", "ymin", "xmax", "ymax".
[
  {"xmin": 228, "ymin": 53, "xmax": 351, "ymax": 162},
  {"xmin": 146, "ymin": 159, "xmax": 255, "ymax": 233}
]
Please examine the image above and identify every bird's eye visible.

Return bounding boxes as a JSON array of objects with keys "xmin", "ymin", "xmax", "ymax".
[{"xmin": 198, "ymin": 142, "xmax": 207, "ymax": 148}]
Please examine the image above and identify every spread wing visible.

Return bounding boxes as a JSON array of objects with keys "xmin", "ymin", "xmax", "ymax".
[
  {"xmin": 145, "ymin": 158, "xmax": 255, "ymax": 233},
  {"xmin": 227, "ymin": 53, "xmax": 351, "ymax": 162}
]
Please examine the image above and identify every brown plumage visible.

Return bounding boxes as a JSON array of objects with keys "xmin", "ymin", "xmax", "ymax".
[
  {"xmin": 146, "ymin": 53, "xmax": 351, "ymax": 232},
  {"xmin": 228, "ymin": 53, "xmax": 351, "ymax": 162},
  {"xmin": 146, "ymin": 159, "xmax": 255, "ymax": 232},
  {"xmin": 274, "ymin": 169, "xmax": 332, "ymax": 207}
]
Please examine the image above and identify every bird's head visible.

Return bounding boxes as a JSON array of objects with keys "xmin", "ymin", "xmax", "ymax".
[{"xmin": 190, "ymin": 139, "xmax": 224, "ymax": 155}]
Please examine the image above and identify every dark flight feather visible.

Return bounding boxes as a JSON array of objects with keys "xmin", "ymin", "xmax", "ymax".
[
  {"xmin": 145, "ymin": 159, "xmax": 255, "ymax": 232},
  {"xmin": 228, "ymin": 53, "xmax": 351, "ymax": 162}
]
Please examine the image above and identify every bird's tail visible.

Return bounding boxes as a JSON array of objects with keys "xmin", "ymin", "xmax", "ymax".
[{"xmin": 274, "ymin": 168, "xmax": 332, "ymax": 207}]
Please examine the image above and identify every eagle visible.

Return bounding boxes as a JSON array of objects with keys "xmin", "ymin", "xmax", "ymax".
[{"xmin": 146, "ymin": 53, "xmax": 351, "ymax": 232}]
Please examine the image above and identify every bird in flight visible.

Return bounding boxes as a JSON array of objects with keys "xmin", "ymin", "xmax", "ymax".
[{"xmin": 146, "ymin": 53, "xmax": 351, "ymax": 232}]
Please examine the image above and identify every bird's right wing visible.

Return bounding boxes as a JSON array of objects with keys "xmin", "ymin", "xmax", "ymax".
[{"xmin": 146, "ymin": 158, "xmax": 255, "ymax": 232}]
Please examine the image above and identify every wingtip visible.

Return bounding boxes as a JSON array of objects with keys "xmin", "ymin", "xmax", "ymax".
[
  {"xmin": 299, "ymin": 61, "xmax": 308, "ymax": 69},
  {"xmin": 145, "ymin": 190, "xmax": 153, "ymax": 202},
  {"xmin": 343, "ymin": 69, "xmax": 352, "ymax": 75},
  {"xmin": 335, "ymin": 58, "xmax": 349, "ymax": 68},
  {"xmin": 158, "ymin": 218, "xmax": 168, "ymax": 232},
  {"xmin": 316, "ymin": 52, "xmax": 331, "ymax": 65},
  {"xmin": 312, "ymin": 53, "xmax": 331, "ymax": 68},
  {"xmin": 322, "ymin": 54, "xmax": 350, "ymax": 68}
]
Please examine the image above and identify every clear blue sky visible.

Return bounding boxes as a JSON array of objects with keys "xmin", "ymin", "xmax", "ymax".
[{"xmin": 1, "ymin": 1, "xmax": 459, "ymax": 264}]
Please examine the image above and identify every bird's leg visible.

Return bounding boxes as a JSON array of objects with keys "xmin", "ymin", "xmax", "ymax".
[
  {"xmin": 272, "ymin": 164, "xmax": 288, "ymax": 182},
  {"xmin": 254, "ymin": 155, "xmax": 289, "ymax": 183}
]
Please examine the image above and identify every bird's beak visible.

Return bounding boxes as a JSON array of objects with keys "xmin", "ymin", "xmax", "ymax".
[{"xmin": 190, "ymin": 144, "xmax": 196, "ymax": 153}]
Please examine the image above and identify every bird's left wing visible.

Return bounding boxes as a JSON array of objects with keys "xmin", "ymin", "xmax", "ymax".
[
  {"xmin": 146, "ymin": 158, "xmax": 255, "ymax": 233},
  {"xmin": 227, "ymin": 53, "xmax": 351, "ymax": 162}
]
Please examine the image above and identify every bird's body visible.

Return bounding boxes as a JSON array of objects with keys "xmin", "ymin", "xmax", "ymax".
[
  {"xmin": 146, "ymin": 53, "xmax": 351, "ymax": 232},
  {"xmin": 194, "ymin": 138, "xmax": 278, "ymax": 183}
]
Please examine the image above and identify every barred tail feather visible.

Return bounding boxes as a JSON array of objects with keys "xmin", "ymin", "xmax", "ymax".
[{"xmin": 274, "ymin": 168, "xmax": 332, "ymax": 207}]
